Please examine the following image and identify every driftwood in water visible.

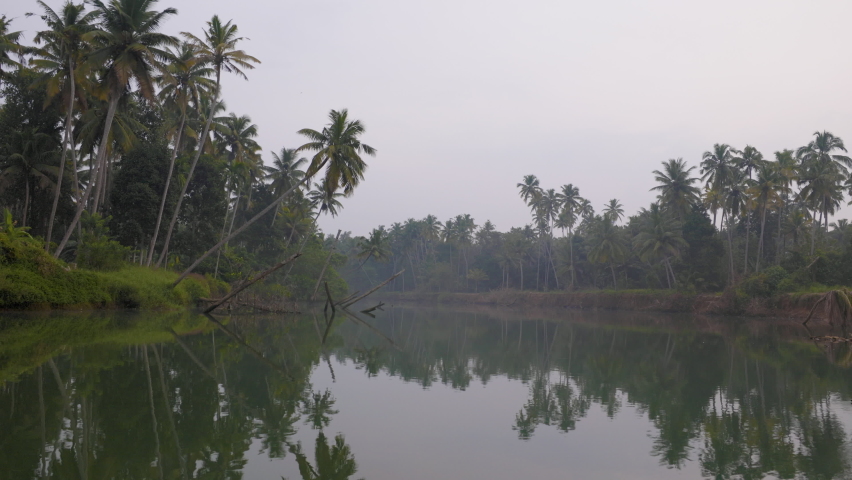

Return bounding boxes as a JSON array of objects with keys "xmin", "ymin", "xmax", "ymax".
[
  {"xmin": 339, "ymin": 270, "xmax": 404, "ymax": 308},
  {"xmin": 204, "ymin": 253, "xmax": 301, "ymax": 314},
  {"xmin": 311, "ymin": 230, "xmax": 341, "ymax": 301},
  {"xmin": 361, "ymin": 302, "xmax": 385, "ymax": 314}
]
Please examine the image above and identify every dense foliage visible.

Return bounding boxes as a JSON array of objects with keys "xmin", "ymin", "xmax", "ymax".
[
  {"xmin": 345, "ymin": 147, "xmax": 852, "ymax": 294},
  {"xmin": 0, "ymin": 1, "xmax": 371, "ymax": 300}
]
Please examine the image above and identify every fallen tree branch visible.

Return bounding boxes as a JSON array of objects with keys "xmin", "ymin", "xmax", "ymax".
[
  {"xmin": 204, "ymin": 253, "xmax": 301, "ymax": 314},
  {"xmin": 340, "ymin": 270, "xmax": 404, "ymax": 308},
  {"xmin": 361, "ymin": 302, "xmax": 385, "ymax": 314}
]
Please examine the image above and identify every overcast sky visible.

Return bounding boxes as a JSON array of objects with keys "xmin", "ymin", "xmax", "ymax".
[{"xmin": 7, "ymin": 0, "xmax": 852, "ymax": 235}]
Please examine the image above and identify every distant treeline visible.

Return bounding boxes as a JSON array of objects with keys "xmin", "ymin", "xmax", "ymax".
[{"xmin": 343, "ymin": 138, "xmax": 852, "ymax": 295}]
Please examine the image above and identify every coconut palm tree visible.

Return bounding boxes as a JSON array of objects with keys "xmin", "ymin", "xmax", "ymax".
[
  {"xmin": 158, "ymin": 15, "xmax": 260, "ymax": 265},
  {"xmin": 650, "ymin": 158, "xmax": 701, "ymax": 220},
  {"xmin": 797, "ymin": 131, "xmax": 851, "ymax": 234},
  {"xmin": 798, "ymin": 159, "xmax": 845, "ymax": 255},
  {"xmin": 265, "ymin": 147, "xmax": 307, "ymax": 226},
  {"xmin": 30, "ymin": 0, "xmax": 97, "ymax": 250},
  {"xmin": 0, "ymin": 128, "xmax": 58, "ymax": 227},
  {"xmin": 173, "ymin": 109, "xmax": 375, "ymax": 286},
  {"xmin": 588, "ymin": 216, "xmax": 627, "ymax": 289},
  {"xmin": 633, "ymin": 204, "xmax": 687, "ymax": 288},
  {"xmin": 144, "ymin": 42, "xmax": 213, "ymax": 265},
  {"xmin": 748, "ymin": 163, "xmax": 782, "ymax": 272},
  {"xmin": 54, "ymin": 0, "xmax": 178, "ymax": 258},
  {"xmin": 603, "ymin": 199, "xmax": 624, "ymax": 223},
  {"xmin": 701, "ymin": 143, "xmax": 737, "ymax": 226},
  {"xmin": 308, "ymin": 187, "xmax": 344, "ymax": 218},
  {"xmin": 774, "ymin": 149, "xmax": 798, "ymax": 262},
  {"xmin": 0, "ymin": 15, "xmax": 23, "ymax": 84},
  {"xmin": 734, "ymin": 145, "xmax": 765, "ymax": 179},
  {"xmin": 517, "ymin": 175, "xmax": 541, "ymax": 207}
]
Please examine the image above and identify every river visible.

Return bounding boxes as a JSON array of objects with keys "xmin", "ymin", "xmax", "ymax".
[{"xmin": 1, "ymin": 307, "xmax": 850, "ymax": 479}]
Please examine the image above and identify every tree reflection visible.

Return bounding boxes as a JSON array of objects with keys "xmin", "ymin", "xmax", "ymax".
[{"xmin": 288, "ymin": 432, "xmax": 363, "ymax": 480}]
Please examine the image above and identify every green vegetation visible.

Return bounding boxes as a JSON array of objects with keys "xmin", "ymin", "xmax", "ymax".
[
  {"xmin": 343, "ymin": 136, "xmax": 852, "ymax": 299},
  {"xmin": 0, "ymin": 0, "xmax": 377, "ymax": 308}
]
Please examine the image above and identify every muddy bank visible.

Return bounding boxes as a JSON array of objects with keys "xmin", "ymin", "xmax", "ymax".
[{"xmin": 375, "ymin": 290, "xmax": 825, "ymax": 319}]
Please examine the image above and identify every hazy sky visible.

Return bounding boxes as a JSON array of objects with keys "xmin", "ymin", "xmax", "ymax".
[{"xmin": 7, "ymin": 0, "xmax": 852, "ymax": 235}]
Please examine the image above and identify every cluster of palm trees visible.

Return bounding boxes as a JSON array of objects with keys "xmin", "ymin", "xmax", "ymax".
[
  {"xmin": 0, "ymin": 0, "xmax": 376, "ymax": 284},
  {"xmin": 348, "ymin": 132, "xmax": 852, "ymax": 293}
]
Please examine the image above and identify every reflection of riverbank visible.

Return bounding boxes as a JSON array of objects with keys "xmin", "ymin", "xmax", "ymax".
[
  {"xmin": 376, "ymin": 290, "xmax": 827, "ymax": 319},
  {"xmin": 2, "ymin": 307, "xmax": 852, "ymax": 479}
]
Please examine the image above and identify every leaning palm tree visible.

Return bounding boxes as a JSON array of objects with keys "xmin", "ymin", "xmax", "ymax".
[
  {"xmin": 650, "ymin": 158, "xmax": 700, "ymax": 221},
  {"xmin": 145, "ymin": 42, "xmax": 213, "ymax": 265},
  {"xmin": 54, "ymin": 0, "xmax": 178, "ymax": 258},
  {"xmin": 173, "ymin": 109, "xmax": 376, "ymax": 286},
  {"xmin": 30, "ymin": 0, "xmax": 97, "ymax": 250},
  {"xmin": 157, "ymin": 15, "xmax": 260, "ymax": 266}
]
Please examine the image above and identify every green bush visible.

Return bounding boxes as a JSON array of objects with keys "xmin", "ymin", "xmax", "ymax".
[{"xmin": 76, "ymin": 213, "xmax": 130, "ymax": 271}]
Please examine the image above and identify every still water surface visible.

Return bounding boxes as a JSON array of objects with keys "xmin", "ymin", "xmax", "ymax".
[{"xmin": 1, "ymin": 307, "xmax": 852, "ymax": 479}]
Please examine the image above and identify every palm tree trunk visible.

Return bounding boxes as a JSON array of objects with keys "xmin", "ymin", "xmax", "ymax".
[
  {"xmin": 723, "ymin": 210, "xmax": 735, "ymax": 284},
  {"xmin": 666, "ymin": 257, "xmax": 677, "ymax": 286},
  {"xmin": 569, "ymin": 228, "xmax": 575, "ymax": 289},
  {"xmin": 54, "ymin": 95, "xmax": 119, "ymax": 258},
  {"xmin": 46, "ymin": 64, "xmax": 75, "ymax": 250},
  {"xmin": 22, "ymin": 177, "xmax": 29, "ymax": 227},
  {"xmin": 146, "ymin": 112, "xmax": 186, "ymax": 266},
  {"xmin": 810, "ymin": 208, "xmax": 819, "ymax": 256},
  {"xmin": 743, "ymin": 210, "xmax": 751, "ymax": 275},
  {"xmin": 157, "ymin": 70, "xmax": 222, "ymax": 267},
  {"xmin": 610, "ymin": 263, "xmax": 617, "ymax": 290},
  {"xmin": 519, "ymin": 260, "xmax": 524, "ymax": 290},
  {"xmin": 172, "ymin": 166, "xmax": 326, "ymax": 286},
  {"xmin": 756, "ymin": 200, "xmax": 767, "ymax": 273},
  {"xmin": 310, "ymin": 230, "xmax": 341, "ymax": 300},
  {"xmin": 776, "ymin": 199, "xmax": 784, "ymax": 265}
]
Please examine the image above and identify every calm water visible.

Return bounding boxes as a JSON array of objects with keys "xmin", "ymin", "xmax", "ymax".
[{"xmin": 1, "ymin": 307, "xmax": 852, "ymax": 479}]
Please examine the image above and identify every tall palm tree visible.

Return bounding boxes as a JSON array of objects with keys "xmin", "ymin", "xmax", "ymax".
[
  {"xmin": 30, "ymin": 0, "xmax": 97, "ymax": 250},
  {"xmin": 650, "ymin": 158, "xmax": 700, "ymax": 220},
  {"xmin": 54, "ymin": 0, "xmax": 178, "ymax": 258},
  {"xmin": 701, "ymin": 143, "xmax": 737, "ymax": 226},
  {"xmin": 265, "ymin": 147, "xmax": 307, "ymax": 226},
  {"xmin": 723, "ymin": 169, "xmax": 747, "ymax": 280},
  {"xmin": 797, "ymin": 131, "xmax": 851, "ymax": 237},
  {"xmin": 798, "ymin": 159, "xmax": 844, "ymax": 255},
  {"xmin": 0, "ymin": 15, "xmax": 23, "ymax": 84},
  {"xmin": 173, "ymin": 109, "xmax": 376, "ymax": 286},
  {"xmin": 145, "ymin": 41, "xmax": 213, "ymax": 265},
  {"xmin": 734, "ymin": 145, "xmax": 765, "ymax": 179},
  {"xmin": 158, "ymin": 15, "xmax": 260, "ymax": 265},
  {"xmin": 588, "ymin": 216, "xmax": 627, "ymax": 290},
  {"xmin": 748, "ymin": 163, "xmax": 782, "ymax": 272},
  {"xmin": 603, "ymin": 199, "xmax": 624, "ymax": 223},
  {"xmin": 774, "ymin": 149, "xmax": 798, "ymax": 262},
  {"xmin": 633, "ymin": 204, "xmax": 687, "ymax": 288},
  {"xmin": 558, "ymin": 183, "xmax": 583, "ymax": 288},
  {"xmin": 517, "ymin": 175, "xmax": 541, "ymax": 207}
]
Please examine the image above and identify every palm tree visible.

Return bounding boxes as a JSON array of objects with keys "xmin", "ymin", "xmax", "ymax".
[
  {"xmin": 0, "ymin": 15, "xmax": 23, "ymax": 84},
  {"xmin": 289, "ymin": 432, "xmax": 359, "ymax": 480},
  {"xmin": 734, "ymin": 145, "xmax": 765, "ymax": 179},
  {"xmin": 633, "ymin": 204, "xmax": 687, "ymax": 288},
  {"xmin": 158, "ymin": 15, "xmax": 260, "ymax": 265},
  {"xmin": 308, "ymin": 187, "xmax": 344, "ymax": 218},
  {"xmin": 749, "ymin": 163, "xmax": 782, "ymax": 272},
  {"xmin": 799, "ymin": 159, "xmax": 845, "ymax": 255},
  {"xmin": 588, "ymin": 216, "xmax": 627, "ymax": 289},
  {"xmin": 701, "ymin": 143, "xmax": 737, "ymax": 226},
  {"xmin": 54, "ymin": 0, "xmax": 178, "ymax": 258},
  {"xmin": 558, "ymin": 184, "xmax": 582, "ymax": 288},
  {"xmin": 30, "ymin": 0, "xmax": 97, "ymax": 250},
  {"xmin": 0, "ymin": 128, "xmax": 58, "ymax": 227},
  {"xmin": 265, "ymin": 147, "xmax": 307, "ymax": 226},
  {"xmin": 603, "ymin": 199, "xmax": 624, "ymax": 223},
  {"xmin": 173, "ymin": 109, "xmax": 375, "ymax": 286},
  {"xmin": 517, "ymin": 175, "xmax": 541, "ymax": 207},
  {"xmin": 723, "ymin": 169, "xmax": 747, "ymax": 280},
  {"xmin": 774, "ymin": 149, "xmax": 798, "ymax": 262},
  {"xmin": 650, "ymin": 158, "xmax": 700, "ymax": 220},
  {"xmin": 145, "ymin": 41, "xmax": 213, "ymax": 265},
  {"xmin": 797, "ymin": 131, "xmax": 851, "ymax": 237}
]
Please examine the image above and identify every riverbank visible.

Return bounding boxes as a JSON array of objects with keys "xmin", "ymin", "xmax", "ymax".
[{"xmin": 376, "ymin": 290, "xmax": 825, "ymax": 319}]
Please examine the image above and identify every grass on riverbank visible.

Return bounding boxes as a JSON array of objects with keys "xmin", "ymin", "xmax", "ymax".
[{"xmin": 0, "ymin": 229, "xmax": 226, "ymax": 310}]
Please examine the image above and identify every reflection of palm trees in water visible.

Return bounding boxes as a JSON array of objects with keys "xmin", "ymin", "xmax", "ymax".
[
  {"xmin": 302, "ymin": 389, "xmax": 339, "ymax": 430},
  {"xmin": 287, "ymin": 432, "xmax": 363, "ymax": 480}
]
